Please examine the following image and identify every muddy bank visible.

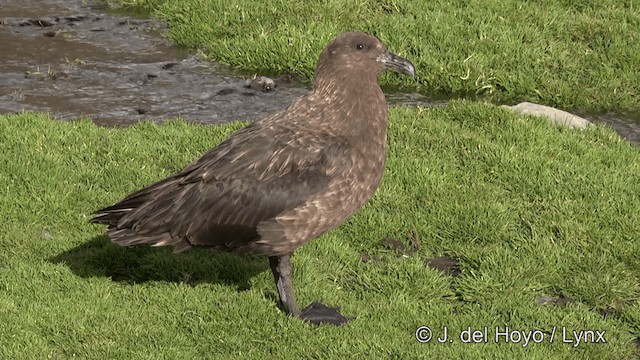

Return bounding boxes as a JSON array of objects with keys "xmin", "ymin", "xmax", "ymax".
[
  {"xmin": 0, "ymin": 0, "xmax": 638, "ymax": 144},
  {"xmin": 0, "ymin": 0, "xmax": 319, "ymax": 126}
]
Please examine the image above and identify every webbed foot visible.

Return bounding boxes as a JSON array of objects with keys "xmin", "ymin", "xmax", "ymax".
[{"xmin": 300, "ymin": 301, "xmax": 354, "ymax": 326}]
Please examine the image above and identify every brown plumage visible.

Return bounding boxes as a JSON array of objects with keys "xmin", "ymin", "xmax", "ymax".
[{"xmin": 91, "ymin": 32, "xmax": 415, "ymax": 325}]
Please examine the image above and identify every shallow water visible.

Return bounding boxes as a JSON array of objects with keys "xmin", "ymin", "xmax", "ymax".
[
  {"xmin": 0, "ymin": 0, "xmax": 309, "ymax": 126},
  {"xmin": 575, "ymin": 110, "xmax": 640, "ymax": 145},
  {"xmin": 1, "ymin": 0, "xmax": 638, "ymax": 145}
]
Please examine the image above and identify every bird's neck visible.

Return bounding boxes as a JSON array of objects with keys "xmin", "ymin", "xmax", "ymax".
[{"xmin": 311, "ymin": 74, "xmax": 389, "ymax": 146}]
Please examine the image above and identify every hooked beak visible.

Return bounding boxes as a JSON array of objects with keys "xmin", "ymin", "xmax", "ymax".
[{"xmin": 377, "ymin": 50, "xmax": 416, "ymax": 78}]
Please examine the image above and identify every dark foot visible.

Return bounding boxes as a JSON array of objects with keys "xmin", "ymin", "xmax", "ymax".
[{"xmin": 300, "ymin": 301, "xmax": 354, "ymax": 326}]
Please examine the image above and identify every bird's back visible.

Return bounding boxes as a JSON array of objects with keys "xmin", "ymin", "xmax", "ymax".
[{"xmin": 91, "ymin": 99, "xmax": 371, "ymax": 256}]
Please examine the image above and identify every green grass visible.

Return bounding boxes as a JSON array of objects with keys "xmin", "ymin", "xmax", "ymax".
[
  {"xmin": 108, "ymin": 0, "xmax": 640, "ymax": 110},
  {"xmin": 1, "ymin": 103, "xmax": 639, "ymax": 358}
]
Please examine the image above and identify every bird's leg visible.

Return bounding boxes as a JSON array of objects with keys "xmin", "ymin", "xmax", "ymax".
[
  {"xmin": 268, "ymin": 254, "xmax": 353, "ymax": 326},
  {"xmin": 268, "ymin": 254, "xmax": 300, "ymax": 317}
]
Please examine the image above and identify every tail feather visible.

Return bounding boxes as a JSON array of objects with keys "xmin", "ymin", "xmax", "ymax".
[
  {"xmin": 90, "ymin": 176, "xmax": 194, "ymax": 252},
  {"xmin": 90, "ymin": 210, "xmax": 131, "ymax": 226},
  {"xmin": 119, "ymin": 186, "xmax": 192, "ymax": 232},
  {"xmin": 90, "ymin": 173, "xmax": 181, "ymax": 223},
  {"xmin": 106, "ymin": 227, "xmax": 192, "ymax": 253}
]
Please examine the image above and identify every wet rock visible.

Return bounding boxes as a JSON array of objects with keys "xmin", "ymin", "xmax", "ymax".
[
  {"xmin": 161, "ymin": 62, "xmax": 179, "ymax": 70},
  {"xmin": 245, "ymin": 75, "xmax": 276, "ymax": 92},
  {"xmin": 503, "ymin": 102, "xmax": 593, "ymax": 129}
]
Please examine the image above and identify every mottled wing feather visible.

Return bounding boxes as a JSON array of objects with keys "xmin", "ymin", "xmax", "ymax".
[{"xmin": 92, "ymin": 121, "xmax": 350, "ymax": 256}]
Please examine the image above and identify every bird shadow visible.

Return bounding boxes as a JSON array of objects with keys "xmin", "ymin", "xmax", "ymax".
[{"xmin": 49, "ymin": 235, "xmax": 269, "ymax": 291}]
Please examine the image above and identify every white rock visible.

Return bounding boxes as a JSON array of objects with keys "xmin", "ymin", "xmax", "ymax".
[{"xmin": 503, "ymin": 102, "xmax": 593, "ymax": 129}]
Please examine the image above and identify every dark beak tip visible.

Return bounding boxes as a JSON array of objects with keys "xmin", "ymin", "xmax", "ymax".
[
  {"xmin": 395, "ymin": 59, "xmax": 416, "ymax": 79},
  {"xmin": 379, "ymin": 51, "xmax": 416, "ymax": 78},
  {"xmin": 406, "ymin": 63, "xmax": 416, "ymax": 78}
]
